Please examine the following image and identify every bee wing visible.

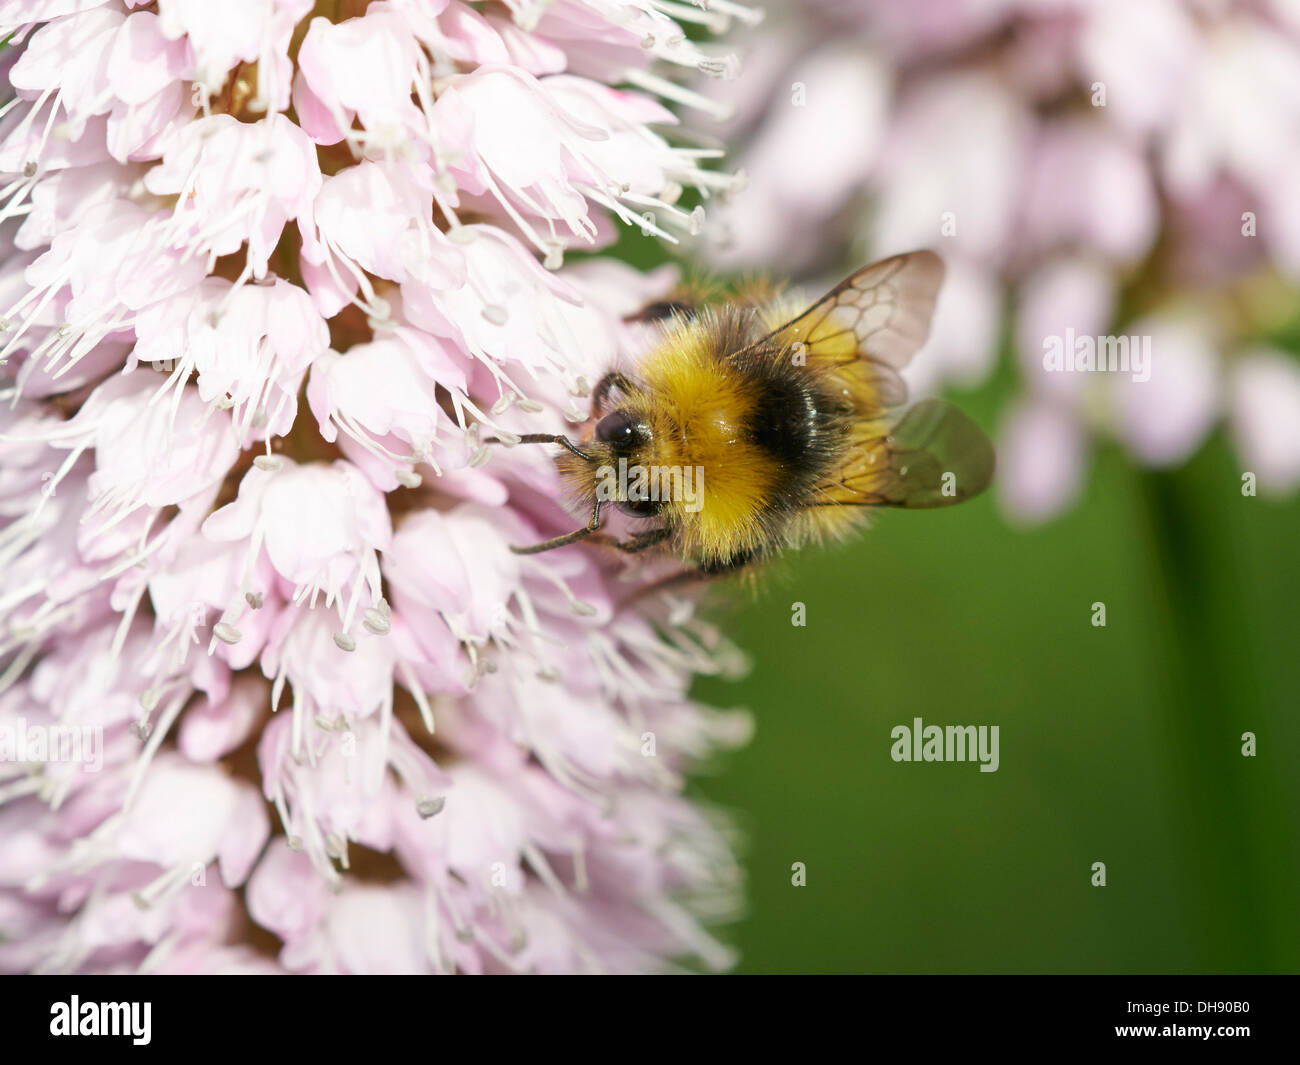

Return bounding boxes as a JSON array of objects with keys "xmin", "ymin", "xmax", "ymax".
[
  {"xmin": 809, "ymin": 399, "xmax": 995, "ymax": 509},
  {"xmin": 730, "ymin": 250, "xmax": 945, "ymax": 415}
]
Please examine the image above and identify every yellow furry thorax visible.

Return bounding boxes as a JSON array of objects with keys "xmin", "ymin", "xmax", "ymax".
[{"xmin": 558, "ymin": 306, "xmax": 866, "ymax": 567}]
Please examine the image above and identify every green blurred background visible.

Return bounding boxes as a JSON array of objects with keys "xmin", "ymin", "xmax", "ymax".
[
  {"xmin": 693, "ymin": 381, "xmax": 1300, "ymax": 973},
  {"xmin": 605, "ymin": 231, "xmax": 1300, "ymax": 974}
]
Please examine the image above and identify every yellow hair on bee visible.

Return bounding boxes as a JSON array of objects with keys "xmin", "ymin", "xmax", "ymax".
[
  {"xmin": 621, "ymin": 312, "xmax": 779, "ymax": 565},
  {"xmin": 787, "ymin": 499, "xmax": 872, "ymax": 548}
]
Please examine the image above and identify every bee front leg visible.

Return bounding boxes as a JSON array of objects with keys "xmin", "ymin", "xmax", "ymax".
[
  {"xmin": 490, "ymin": 433, "xmax": 594, "ymax": 461},
  {"xmin": 589, "ymin": 372, "xmax": 632, "ymax": 419},
  {"xmin": 510, "ymin": 501, "xmax": 603, "ymax": 555}
]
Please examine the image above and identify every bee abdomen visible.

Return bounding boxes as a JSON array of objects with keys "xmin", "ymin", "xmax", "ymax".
[{"xmin": 746, "ymin": 375, "xmax": 838, "ymax": 481}]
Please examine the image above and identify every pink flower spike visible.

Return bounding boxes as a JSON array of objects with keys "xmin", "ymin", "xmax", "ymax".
[
  {"xmin": 157, "ymin": 0, "xmax": 311, "ymax": 110},
  {"xmin": 306, "ymin": 334, "xmax": 460, "ymax": 486},
  {"xmin": 132, "ymin": 276, "xmax": 329, "ymax": 444},
  {"xmin": 433, "ymin": 67, "xmax": 734, "ymax": 253},
  {"xmin": 145, "ymin": 113, "xmax": 321, "ymax": 281},
  {"xmin": 202, "ymin": 460, "xmax": 391, "ymax": 638},
  {"xmin": 1, "ymin": 0, "xmax": 748, "ymax": 976}
]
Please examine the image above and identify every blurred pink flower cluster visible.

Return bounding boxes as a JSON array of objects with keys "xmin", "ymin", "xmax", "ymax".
[
  {"xmin": 0, "ymin": 0, "xmax": 755, "ymax": 973},
  {"xmin": 708, "ymin": 0, "xmax": 1300, "ymax": 519}
]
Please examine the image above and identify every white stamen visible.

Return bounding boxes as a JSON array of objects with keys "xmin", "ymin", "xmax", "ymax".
[
  {"xmin": 416, "ymin": 795, "xmax": 445, "ymax": 818},
  {"xmin": 362, "ymin": 605, "xmax": 391, "ymax": 636},
  {"xmin": 623, "ymin": 68, "xmax": 736, "ymax": 121}
]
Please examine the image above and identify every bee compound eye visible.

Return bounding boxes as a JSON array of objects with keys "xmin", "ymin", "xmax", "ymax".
[
  {"xmin": 616, "ymin": 494, "xmax": 660, "ymax": 518},
  {"xmin": 595, "ymin": 411, "xmax": 640, "ymax": 450}
]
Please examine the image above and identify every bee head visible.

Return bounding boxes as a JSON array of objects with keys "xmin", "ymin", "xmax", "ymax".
[{"xmin": 593, "ymin": 409, "xmax": 660, "ymax": 517}]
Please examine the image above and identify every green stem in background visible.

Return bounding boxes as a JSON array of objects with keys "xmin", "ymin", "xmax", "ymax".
[{"xmin": 1136, "ymin": 459, "xmax": 1271, "ymax": 971}]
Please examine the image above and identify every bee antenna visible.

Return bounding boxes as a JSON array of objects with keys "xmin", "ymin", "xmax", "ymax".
[{"xmin": 484, "ymin": 433, "xmax": 595, "ymax": 462}]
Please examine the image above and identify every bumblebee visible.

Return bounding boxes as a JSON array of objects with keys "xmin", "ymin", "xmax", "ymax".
[{"xmin": 503, "ymin": 251, "xmax": 994, "ymax": 576}]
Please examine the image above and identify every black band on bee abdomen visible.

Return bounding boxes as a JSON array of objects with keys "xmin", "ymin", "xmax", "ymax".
[
  {"xmin": 741, "ymin": 369, "xmax": 845, "ymax": 502},
  {"xmin": 748, "ymin": 375, "xmax": 820, "ymax": 465}
]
